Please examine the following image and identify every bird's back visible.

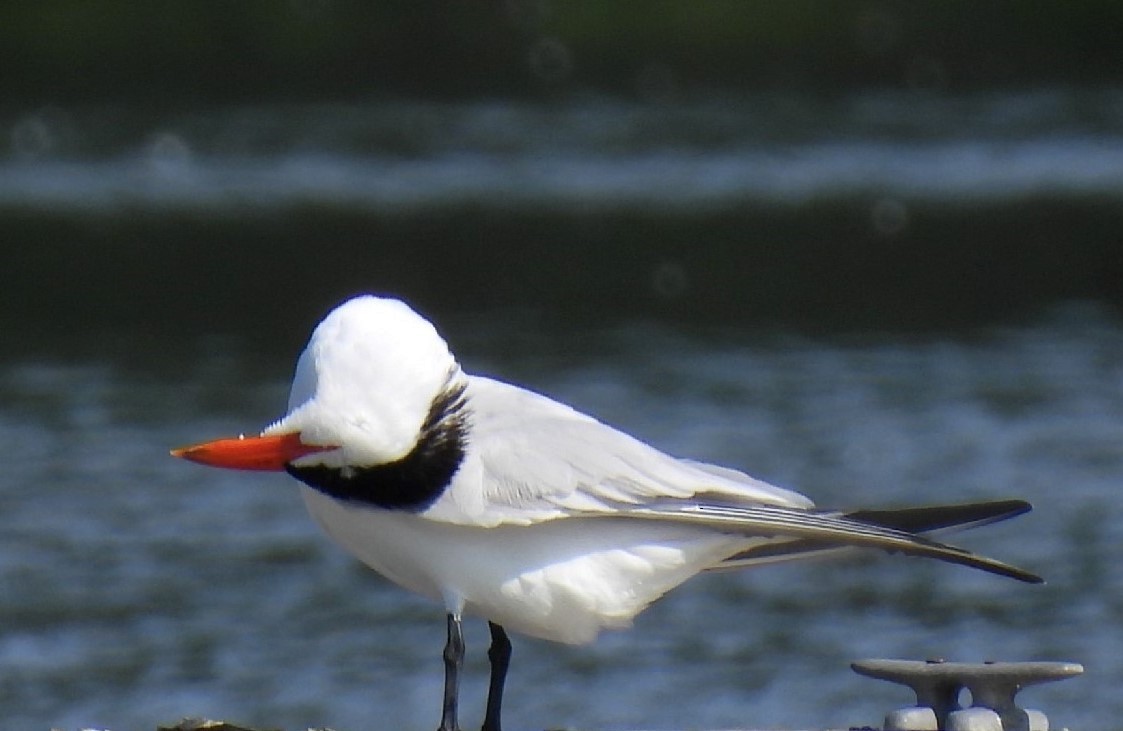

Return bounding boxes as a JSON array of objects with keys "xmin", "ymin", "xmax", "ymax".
[{"xmin": 423, "ymin": 374, "xmax": 814, "ymax": 528}]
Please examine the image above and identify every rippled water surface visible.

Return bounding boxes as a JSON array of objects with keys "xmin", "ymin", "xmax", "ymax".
[
  {"xmin": 4, "ymin": 91, "xmax": 1123, "ymax": 212},
  {"xmin": 1, "ymin": 305, "xmax": 1117, "ymax": 731},
  {"xmin": 2, "ymin": 86, "xmax": 1119, "ymax": 729}
]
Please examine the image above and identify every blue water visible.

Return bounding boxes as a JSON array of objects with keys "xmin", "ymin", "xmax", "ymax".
[
  {"xmin": 1, "ymin": 304, "xmax": 1117, "ymax": 731},
  {"xmin": 2, "ymin": 88, "xmax": 1119, "ymax": 729},
  {"xmin": 4, "ymin": 91, "xmax": 1123, "ymax": 213}
]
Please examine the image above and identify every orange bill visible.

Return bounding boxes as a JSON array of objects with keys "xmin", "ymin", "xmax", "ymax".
[{"xmin": 171, "ymin": 432, "xmax": 336, "ymax": 472}]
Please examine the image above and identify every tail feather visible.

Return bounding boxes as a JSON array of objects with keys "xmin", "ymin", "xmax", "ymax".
[
  {"xmin": 627, "ymin": 499, "xmax": 1042, "ymax": 584},
  {"xmin": 845, "ymin": 499, "xmax": 1032, "ymax": 534}
]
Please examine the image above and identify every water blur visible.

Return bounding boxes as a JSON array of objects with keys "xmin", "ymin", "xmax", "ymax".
[
  {"xmin": 1, "ymin": 300, "xmax": 1119, "ymax": 730},
  {"xmin": 1, "ymin": 82, "xmax": 1121, "ymax": 730}
]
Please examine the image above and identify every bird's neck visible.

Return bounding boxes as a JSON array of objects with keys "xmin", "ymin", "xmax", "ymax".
[{"xmin": 288, "ymin": 380, "xmax": 470, "ymax": 511}]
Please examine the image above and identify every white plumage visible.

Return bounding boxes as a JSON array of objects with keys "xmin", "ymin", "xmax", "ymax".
[
  {"xmin": 174, "ymin": 294, "xmax": 1038, "ymax": 731},
  {"xmin": 271, "ymin": 296, "xmax": 817, "ymax": 641}
]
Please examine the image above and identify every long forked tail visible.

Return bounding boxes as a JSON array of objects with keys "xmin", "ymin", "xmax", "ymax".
[
  {"xmin": 632, "ymin": 499, "xmax": 1042, "ymax": 583},
  {"xmin": 846, "ymin": 499, "xmax": 1032, "ymax": 535}
]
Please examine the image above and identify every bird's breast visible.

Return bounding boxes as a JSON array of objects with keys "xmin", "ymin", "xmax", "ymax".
[{"xmin": 299, "ymin": 487, "xmax": 744, "ymax": 644}]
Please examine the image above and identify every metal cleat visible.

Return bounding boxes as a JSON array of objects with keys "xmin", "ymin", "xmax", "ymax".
[{"xmin": 851, "ymin": 658, "xmax": 1082, "ymax": 731}]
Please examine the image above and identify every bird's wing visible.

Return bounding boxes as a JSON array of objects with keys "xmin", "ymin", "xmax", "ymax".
[
  {"xmin": 425, "ymin": 378, "xmax": 1042, "ymax": 584},
  {"xmin": 424, "ymin": 375, "xmax": 814, "ymax": 526},
  {"xmin": 622, "ymin": 500, "xmax": 1041, "ymax": 583}
]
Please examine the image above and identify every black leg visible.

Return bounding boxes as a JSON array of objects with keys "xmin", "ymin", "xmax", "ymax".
[
  {"xmin": 439, "ymin": 613, "xmax": 465, "ymax": 731},
  {"xmin": 482, "ymin": 622, "xmax": 512, "ymax": 731}
]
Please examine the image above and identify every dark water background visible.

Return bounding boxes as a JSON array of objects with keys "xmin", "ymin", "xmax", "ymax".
[
  {"xmin": 3, "ymin": 4, "xmax": 1123, "ymax": 727},
  {"xmin": 3, "ymin": 303, "xmax": 1120, "ymax": 731}
]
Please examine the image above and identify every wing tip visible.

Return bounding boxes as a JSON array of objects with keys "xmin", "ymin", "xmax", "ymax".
[
  {"xmin": 847, "ymin": 498, "xmax": 1035, "ymax": 535},
  {"xmin": 988, "ymin": 559, "xmax": 1044, "ymax": 585}
]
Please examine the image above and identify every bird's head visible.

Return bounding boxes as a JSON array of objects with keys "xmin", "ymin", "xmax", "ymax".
[{"xmin": 173, "ymin": 295, "xmax": 465, "ymax": 475}]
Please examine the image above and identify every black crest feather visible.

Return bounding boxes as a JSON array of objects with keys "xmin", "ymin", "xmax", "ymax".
[{"xmin": 287, "ymin": 379, "xmax": 469, "ymax": 512}]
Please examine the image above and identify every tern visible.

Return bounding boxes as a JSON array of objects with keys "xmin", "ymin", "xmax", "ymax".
[{"xmin": 173, "ymin": 294, "xmax": 1041, "ymax": 731}]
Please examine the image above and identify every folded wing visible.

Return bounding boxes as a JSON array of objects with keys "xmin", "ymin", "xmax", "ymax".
[
  {"xmin": 621, "ymin": 499, "xmax": 1041, "ymax": 583},
  {"xmin": 446, "ymin": 377, "xmax": 1040, "ymax": 584}
]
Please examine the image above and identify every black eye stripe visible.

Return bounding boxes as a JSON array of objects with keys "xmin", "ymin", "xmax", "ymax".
[{"xmin": 287, "ymin": 380, "xmax": 469, "ymax": 512}]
